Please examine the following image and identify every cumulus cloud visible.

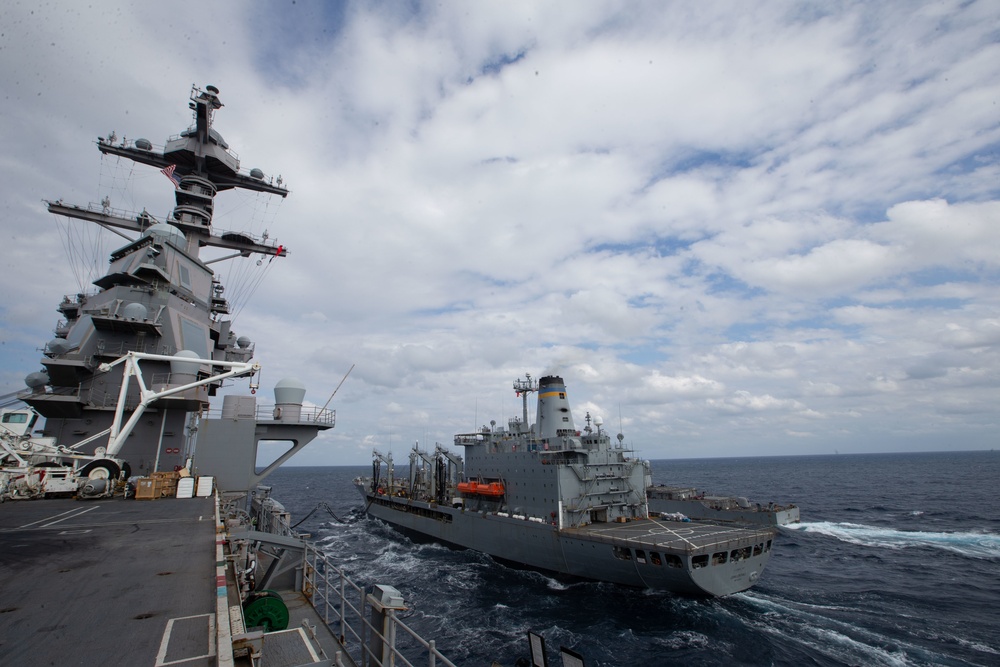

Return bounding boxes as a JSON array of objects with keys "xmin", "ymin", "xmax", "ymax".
[{"xmin": 1, "ymin": 1, "xmax": 998, "ymax": 462}]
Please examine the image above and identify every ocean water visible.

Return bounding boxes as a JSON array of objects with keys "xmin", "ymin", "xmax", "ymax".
[{"xmin": 262, "ymin": 451, "xmax": 1000, "ymax": 666}]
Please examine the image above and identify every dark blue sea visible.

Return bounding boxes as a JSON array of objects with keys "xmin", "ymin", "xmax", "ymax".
[{"xmin": 263, "ymin": 451, "xmax": 1000, "ymax": 666}]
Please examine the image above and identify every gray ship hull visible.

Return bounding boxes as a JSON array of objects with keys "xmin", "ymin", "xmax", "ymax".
[{"xmin": 357, "ymin": 484, "xmax": 775, "ymax": 597}]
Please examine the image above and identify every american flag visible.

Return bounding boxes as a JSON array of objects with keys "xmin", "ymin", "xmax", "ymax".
[{"xmin": 160, "ymin": 164, "xmax": 181, "ymax": 187}]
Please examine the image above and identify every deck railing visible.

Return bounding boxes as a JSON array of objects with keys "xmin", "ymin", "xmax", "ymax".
[{"xmin": 301, "ymin": 543, "xmax": 458, "ymax": 667}]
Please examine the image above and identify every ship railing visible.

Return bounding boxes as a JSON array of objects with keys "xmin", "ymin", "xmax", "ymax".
[
  {"xmin": 39, "ymin": 345, "xmax": 96, "ymax": 366},
  {"xmin": 17, "ymin": 384, "xmax": 83, "ymax": 401},
  {"xmin": 302, "ymin": 543, "xmax": 458, "ymax": 667},
  {"xmin": 90, "ymin": 387, "xmax": 142, "ymax": 411},
  {"xmin": 164, "ymin": 131, "xmax": 241, "ymax": 164},
  {"xmin": 202, "ymin": 404, "xmax": 336, "ymax": 427},
  {"xmin": 57, "ymin": 200, "xmax": 169, "ymax": 230},
  {"xmin": 222, "ymin": 345, "xmax": 255, "ymax": 362},
  {"xmin": 95, "ymin": 340, "xmax": 174, "ymax": 358},
  {"xmin": 59, "ymin": 291, "xmax": 97, "ymax": 305},
  {"xmin": 253, "ymin": 498, "xmax": 298, "ymax": 538},
  {"xmin": 18, "ymin": 382, "xmax": 149, "ymax": 413}
]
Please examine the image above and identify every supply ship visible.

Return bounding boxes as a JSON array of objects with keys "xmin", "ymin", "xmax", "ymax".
[
  {"xmin": 355, "ymin": 374, "xmax": 777, "ymax": 596},
  {"xmin": 0, "ymin": 84, "xmax": 458, "ymax": 667}
]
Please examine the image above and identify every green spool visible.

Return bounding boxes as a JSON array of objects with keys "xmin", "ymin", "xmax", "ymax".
[{"xmin": 242, "ymin": 590, "xmax": 289, "ymax": 631}]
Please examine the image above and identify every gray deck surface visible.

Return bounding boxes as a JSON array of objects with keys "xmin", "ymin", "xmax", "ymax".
[
  {"xmin": 571, "ymin": 516, "xmax": 775, "ymax": 551},
  {"xmin": 0, "ymin": 496, "xmax": 217, "ymax": 666}
]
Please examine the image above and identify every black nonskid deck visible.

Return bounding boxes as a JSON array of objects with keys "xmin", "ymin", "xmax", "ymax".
[{"xmin": 0, "ymin": 497, "xmax": 217, "ymax": 666}]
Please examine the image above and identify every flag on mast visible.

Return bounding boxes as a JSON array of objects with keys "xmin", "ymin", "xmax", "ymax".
[{"xmin": 160, "ymin": 164, "xmax": 181, "ymax": 187}]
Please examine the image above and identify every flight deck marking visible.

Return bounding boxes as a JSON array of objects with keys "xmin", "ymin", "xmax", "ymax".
[
  {"xmin": 17, "ymin": 505, "xmax": 101, "ymax": 529},
  {"xmin": 39, "ymin": 505, "xmax": 101, "ymax": 528},
  {"xmin": 647, "ymin": 517, "xmax": 697, "ymax": 547},
  {"xmin": 155, "ymin": 613, "xmax": 216, "ymax": 666}
]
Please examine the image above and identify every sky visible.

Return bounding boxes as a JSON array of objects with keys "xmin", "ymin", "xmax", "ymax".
[{"xmin": 1, "ymin": 1, "xmax": 998, "ymax": 467}]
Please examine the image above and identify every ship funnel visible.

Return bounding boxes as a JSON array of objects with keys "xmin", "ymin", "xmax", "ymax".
[
  {"xmin": 536, "ymin": 375, "xmax": 575, "ymax": 440},
  {"xmin": 273, "ymin": 377, "xmax": 306, "ymax": 421}
]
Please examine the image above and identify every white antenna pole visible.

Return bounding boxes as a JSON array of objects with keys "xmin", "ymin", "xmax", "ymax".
[{"xmin": 321, "ymin": 363, "xmax": 355, "ymax": 413}]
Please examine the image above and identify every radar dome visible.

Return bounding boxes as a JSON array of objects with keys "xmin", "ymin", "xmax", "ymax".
[
  {"xmin": 25, "ymin": 371, "xmax": 49, "ymax": 389},
  {"xmin": 236, "ymin": 336, "xmax": 252, "ymax": 349},
  {"xmin": 144, "ymin": 223, "xmax": 186, "ymax": 247},
  {"xmin": 122, "ymin": 303, "xmax": 148, "ymax": 321},
  {"xmin": 170, "ymin": 350, "xmax": 201, "ymax": 377},
  {"xmin": 249, "ymin": 168, "xmax": 264, "ymax": 180},
  {"xmin": 135, "ymin": 138, "xmax": 152, "ymax": 150},
  {"xmin": 274, "ymin": 378, "xmax": 306, "ymax": 406},
  {"xmin": 47, "ymin": 339, "xmax": 72, "ymax": 355}
]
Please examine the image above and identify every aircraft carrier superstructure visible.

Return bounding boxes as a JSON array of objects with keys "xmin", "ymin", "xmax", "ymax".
[
  {"xmin": 1, "ymin": 84, "xmax": 460, "ymax": 667},
  {"xmin": 356, "ymin": 374, "xmax": 777, "ymax": 597},
  {"xmin": 17, "ymin": 83, "xmax": 292, "ymax": 479}
]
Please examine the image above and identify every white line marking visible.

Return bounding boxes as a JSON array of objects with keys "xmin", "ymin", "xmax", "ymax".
[
  {"xmin": 40, "ymin": 505, "xmax": 101, "ymax": 528},
  {"xmin": 155, "ymin": 613, "xmax": 216, "ymax": 666},
  {"xmin": 16, "ymin": 505, "xmax": 100, "ymax": 530}
]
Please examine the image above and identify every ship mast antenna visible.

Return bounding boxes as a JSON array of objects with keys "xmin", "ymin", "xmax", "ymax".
[
  {"xmin": 617, "ymin": 403, "xmax": 625, "ymax": 448},
  {"xmin": 320, "ymin": 364, "xmax": 355, "ymax": 413},
  {"xmin": 512, "ymin": 374, "xmax": 538, "ymax": 433}
]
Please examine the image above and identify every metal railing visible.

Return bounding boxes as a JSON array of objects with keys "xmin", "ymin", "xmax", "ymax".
[
  {"xmin": 204, "ymin": 403, "xmax": 336, "ymax": 427},
  {"xmin": 301, "ymin": 543, "xmax": 458, "ymax": 667}
]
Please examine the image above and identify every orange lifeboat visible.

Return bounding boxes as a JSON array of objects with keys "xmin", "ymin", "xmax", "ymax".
[
  {"xmin": 478, "ymin": 482, "xmax": 505, "ymax": 497},
  {"xmin": 457, "ymin": 481, "xmax": 505, "ymax": 496}
]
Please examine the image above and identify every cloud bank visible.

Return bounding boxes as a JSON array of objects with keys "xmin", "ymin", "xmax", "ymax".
[{"xmin": 1, "ymin": 1, "xmax": 997, "ymax": 464}]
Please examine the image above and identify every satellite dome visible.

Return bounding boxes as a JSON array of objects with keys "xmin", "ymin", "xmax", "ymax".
[
  {"xmin": 25, "ymin": 371, "xmax": 49, "ymax": 389},
  {"xmin": 236, "ymin": 336, "xmax": 252, "ymax": 349},
  {"xmin": 144, "ymin": 222, "xmax": 186, "ymax": 247},
  {"xmin": 122, "ymin": 302, "xmax": 148, "ymax": 321},
  {"xmin": 47, "ymin": 338, "xmax": 72, "ymax": 355},
  {"xmin": 274, "ymin": 377, "xmax": 306, "ymax": 406},
  {"xmin": 135, "ymin": 138, "xmax": 152, "ymax": 150},
  {"xmin": 170, "ymin": 350, "xmax": 201, "ymax": 377},
  {"xmin": 249, "ymin": 168, "xmax": 264, "ymax": 180}
]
